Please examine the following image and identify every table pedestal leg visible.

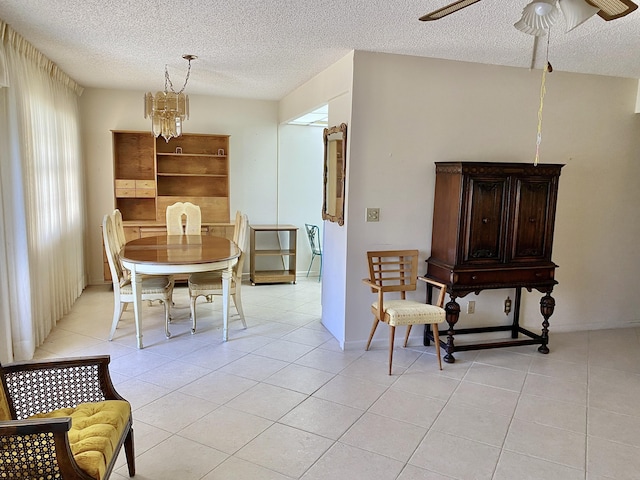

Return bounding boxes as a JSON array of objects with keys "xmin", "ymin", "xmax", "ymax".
[
  {"xmin": 131, "ymin": 267, "xmax": 144, "ymax": 349},
  {"xmin": 222, "ymin": 265, "xmax": 231, "ymax": 341}
]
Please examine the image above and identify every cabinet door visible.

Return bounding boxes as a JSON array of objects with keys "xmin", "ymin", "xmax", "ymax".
[
  {"xmin": 511, "ymin": 177, "xmax": 553, "ymax": 261},
  {"xmin": 463, "ymin": 176, "xmax": 507, "ymax": 264}
]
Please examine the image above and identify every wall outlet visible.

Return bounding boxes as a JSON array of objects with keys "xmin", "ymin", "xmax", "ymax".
[
  {"xmin": 467, "ymin": 301, "xmax": 475, "ymax": 314},
  {"xmin": 366, "ymin": 207, "xmax": 380, "ymax": 222}
]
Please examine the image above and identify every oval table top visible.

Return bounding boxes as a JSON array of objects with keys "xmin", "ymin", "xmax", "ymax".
[{"xmin": 120, "ymin": 235, "xmax": 240, "ymax": 266}]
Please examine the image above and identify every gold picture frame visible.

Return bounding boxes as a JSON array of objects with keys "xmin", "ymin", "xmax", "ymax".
[{"xmin": 322, "ymin": 123, "xmax": 347, "ymax": 226}]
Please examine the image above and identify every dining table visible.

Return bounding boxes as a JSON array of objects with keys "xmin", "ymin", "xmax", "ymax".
[{"xmin": 119, "ymin": 234, "xmax": 240, "ymax": 348}]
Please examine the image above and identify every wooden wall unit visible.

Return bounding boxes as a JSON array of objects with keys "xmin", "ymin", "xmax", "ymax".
[
  {"xmin": 112, "ymin": 131, "xmax": 230, "ymax": 224},
  {"xmin": 105, "ymin": 131, "xmax": 232, "ymax": 281}
]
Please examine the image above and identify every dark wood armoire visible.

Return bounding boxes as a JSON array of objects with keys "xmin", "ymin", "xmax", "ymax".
[{"xmin": 425, "ymin": 162, "xmax": 563, "ymax": 363}]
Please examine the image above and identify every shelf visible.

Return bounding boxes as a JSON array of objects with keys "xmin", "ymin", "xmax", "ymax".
[
  {"xmin": 250, "ymin": 270, "xmax": 296, "ymax": 284},
  {"xmin": 157, "ymin": 173, "xmax": 227, "ymax": 178},
  {"xmin": 156, "ymin": 153, "xmax": 226, "ymax": 158},
  {"xmin": 157, "ymin": 155, "xmax": 227, "ymax": 176},
  {"xmin": 115, "ymin": 198, "xmax": 155, "ymax": 222},
  {"xmin": 254, "ymin": 249, "xmax": 296, "ymax": 256}
]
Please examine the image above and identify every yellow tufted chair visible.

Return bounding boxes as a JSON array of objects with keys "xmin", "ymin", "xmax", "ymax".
[
  {"xmin": 0, "ymin": 355, "xmax": 135, "ymax": 479},
  {"xmin": 363, "ymin": 250, "xmax": 447, "ymax": 375}
]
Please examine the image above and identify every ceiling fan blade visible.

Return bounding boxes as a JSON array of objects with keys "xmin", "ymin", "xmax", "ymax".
[
  {"xmin": 419, "ymin": 0, "xmax": 482, "ymax": 21},
  {"xmin": 586, "ymin": 0, "xmax": 638, "ymax": 20}
]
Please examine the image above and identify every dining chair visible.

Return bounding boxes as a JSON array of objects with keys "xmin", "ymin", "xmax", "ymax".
[
  {"xmin": 0, "ymin": 355, "xmax": 135, "ymax": 479},
  {"xmin": 166, "ymin": 201, "xmax": 202, "ymax": 235},
  {"xmin": 102, "ymin": 213, "xmax": 175, "ymax": 340},
  {"xmin": 304, "ymin": 223, "xmax": 322, "ymax": 281},
  {"xmin": 188, "ymin": 213, "xmax": 249, "ymax": 338},
  {"xmin": 363, "ymin": 249, "xmax": 446, "ymax": 374},
  {"xmin": 113, "ymin": 208, "xmax": 127, "ymax": 251},
  {"xmin": 232, "ymin": 209, "xmax": 243, "ymax": 243}
]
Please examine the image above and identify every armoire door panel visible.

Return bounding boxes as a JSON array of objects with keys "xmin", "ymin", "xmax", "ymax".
[
  {"xmin": 464, "ymin": 177, "xmax": 507, "ymax": 264},
  {"xmin": 512, "ymin": 178, "xmax": 552, "ymax": 261}
]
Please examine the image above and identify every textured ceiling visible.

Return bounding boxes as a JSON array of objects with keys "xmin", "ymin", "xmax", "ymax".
[{"xmin": 0, "ymin": 0, "xmax": 638, "ymax": 101}]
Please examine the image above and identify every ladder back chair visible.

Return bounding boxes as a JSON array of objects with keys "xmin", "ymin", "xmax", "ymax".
[
  {"xmin": 188, "ymin": 213, "xmax": 249, "ymax": 339},
  {"xmin": 363, "ymin": 249, "xmax": 446, "ymax": 374},
  {"xmin": 103, "ymin": 213, "xmax": 174, "ymax": 340}
]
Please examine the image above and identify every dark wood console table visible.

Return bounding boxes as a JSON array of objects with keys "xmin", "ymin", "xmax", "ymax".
[{"xmin": 424, "ymin": 162, "xmax": 563, "ymax": 363}]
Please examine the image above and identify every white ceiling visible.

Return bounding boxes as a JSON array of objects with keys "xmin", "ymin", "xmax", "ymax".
[{"xmin": 0, "ymin": 0, "xmax": 638, "ymax": 101}]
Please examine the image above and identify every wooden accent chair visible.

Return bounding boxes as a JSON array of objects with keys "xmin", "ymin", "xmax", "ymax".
[
  {"xmin": 363, "ymin": 249, "xmax": 446, "ymax": 374},
  {"xmin": 103, "ymin": 213, "xmax": 174, "ymax": 340},
  {"xmin": 188, "ymin": 213, "xmax": 249, "ymax": 339},
  {"xmin": 165, "ymin": 201, "xmax": 201, "ymax": 235},
  {"xmin": 0, "ymin": 355, "xmax": 135, "ymax": 479}
]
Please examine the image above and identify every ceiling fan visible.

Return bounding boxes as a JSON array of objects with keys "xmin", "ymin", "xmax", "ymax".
[{"xmin": 420, "ymin": 0, "xmax": 637, "ymax": 34}]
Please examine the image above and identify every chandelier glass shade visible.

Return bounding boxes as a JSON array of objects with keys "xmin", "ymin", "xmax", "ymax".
[{"xmin": 144, "ymin": 55, "xmax": 196, "ymax": 142}]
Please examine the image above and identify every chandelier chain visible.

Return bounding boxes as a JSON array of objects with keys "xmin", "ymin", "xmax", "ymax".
[{"xmin": 164, "ymin": 58, "xmax": 193, "ymax": 94}]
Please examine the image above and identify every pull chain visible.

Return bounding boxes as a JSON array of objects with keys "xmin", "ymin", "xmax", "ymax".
[{"xmin": 534, "ymin": 32, "xmax": 552, "ymax": 166}]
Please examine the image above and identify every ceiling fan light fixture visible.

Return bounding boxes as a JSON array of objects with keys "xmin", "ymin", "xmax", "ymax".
[
  {"xmin": 558, "ymin": 0, "xmax": 599, "ymax": 31},
  {"xmin": 534, "ymin": 2, "xmax": 555, "ymax": 15},
  {"xmin": 514, "ymin": 0, "xmax": 560, "ymax": 35}
]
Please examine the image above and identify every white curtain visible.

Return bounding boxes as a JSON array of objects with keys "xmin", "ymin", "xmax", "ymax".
[{"xmin": 0, "ymin": 20, "xmax": 86, "ymax": 363}]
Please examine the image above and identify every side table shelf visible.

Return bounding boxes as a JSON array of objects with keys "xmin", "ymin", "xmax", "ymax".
[{"xmin": 250, "ymin": 225, "xmax": 298, "ymax": 285}]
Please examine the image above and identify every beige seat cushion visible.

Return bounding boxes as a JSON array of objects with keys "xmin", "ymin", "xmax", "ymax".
[
  {"xmin": 372, "ymin": 300, "xmax": 446, "ymax": 327},
  {"xmin": 120, "ymin": 275, "xmax": 172, "ymax": 295},
  {"xmin": 29, "ymin": 400, "xmax": 131, "ymax": 480}
]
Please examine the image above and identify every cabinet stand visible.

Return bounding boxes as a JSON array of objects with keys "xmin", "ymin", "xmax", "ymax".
[{"xmin": 424, "ymin": 285, "xmax": 555, "ymax": 363}]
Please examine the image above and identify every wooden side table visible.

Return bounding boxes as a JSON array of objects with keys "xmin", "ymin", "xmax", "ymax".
[{"xmin": 249, "ymin": 225, "xmax": 298, "ymax": 284}]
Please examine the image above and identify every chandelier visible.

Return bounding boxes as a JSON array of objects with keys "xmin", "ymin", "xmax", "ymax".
[{"xmin": 144, "ymin": 54, "xmax": 196, "ymax": 142}]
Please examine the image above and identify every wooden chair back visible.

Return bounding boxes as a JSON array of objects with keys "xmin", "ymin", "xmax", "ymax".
[
  {"xmin": 234, "ymin": 214, "xmax": 249, "ymax": 280},
  {"xmin": 113, "ymin": 209, "xmax": 126, "ymax": 251},
  {"xmin": 166, "ymin": 201, "xmax": 202, "ymax": 235},
  {"xmin": 233, "ymin": 210, "xmax": 243, "ymax": 244},
  {"xmin": 366, "ymin": 250, "xmax": 419, "ymax": 297},
  {"xmin": 103, "ymin": 214, "xmax": 126, "ymax": 285}
]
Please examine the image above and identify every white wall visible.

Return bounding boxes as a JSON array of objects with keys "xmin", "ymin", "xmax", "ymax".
[
  {"xmin": 344, "ymin": 51, "xmax": 640, "ymax": 349},
  {"xmin": 80, "ymin": 89, "xmax": 280, "ymax": 285},
  {"xmin": 279, "ymin": 52, "xmax": 355, "ymax": 346},
  {"xmin": 277, "ymin": 124, "xmax": 324, "ymax": 276}
]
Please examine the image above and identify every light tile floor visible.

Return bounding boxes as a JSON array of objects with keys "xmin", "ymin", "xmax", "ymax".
[{"xmin": 34, "ymin": 278, "xmax": 640, "ymax": 480}]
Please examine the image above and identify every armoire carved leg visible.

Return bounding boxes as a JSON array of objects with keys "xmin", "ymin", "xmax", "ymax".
[
  {"xmin": 444, "ymin": 299, "xmax": 461, "ymax": 363},
  {"xmin": 538, "ymin": 292, "xmax": 555, "ymax": 354}
]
